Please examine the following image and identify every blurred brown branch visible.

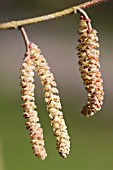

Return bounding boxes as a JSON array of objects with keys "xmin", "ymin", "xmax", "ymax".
[{"xmin": 0, "ymin": 0, "xmax": 107, "ymax": 30}]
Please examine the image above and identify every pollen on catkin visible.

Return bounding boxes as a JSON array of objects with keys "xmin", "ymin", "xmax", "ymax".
[
  {"xmin": 28, "ymin": 42, "xmax": 70, "ymax": 158},
  {"xmin": 20, "ymin": 52, "xmax": 47, "ymax": 160},
  {"xmin": 77, "ymin": 15, "xmax": 104, "ymax": 117}
]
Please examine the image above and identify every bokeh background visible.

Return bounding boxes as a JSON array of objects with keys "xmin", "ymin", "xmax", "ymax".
[{"xmin": 0, "ymin": 0, "xmax": 113, "ymax": 170}]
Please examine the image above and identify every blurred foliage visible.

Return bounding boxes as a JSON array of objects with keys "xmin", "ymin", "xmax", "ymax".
[{"xmin": 0, "ymin": 91, "xmax": 113, "ymax": 170}]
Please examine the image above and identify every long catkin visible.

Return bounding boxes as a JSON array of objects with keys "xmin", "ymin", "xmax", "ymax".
[
  {"xmin": 20, "ymin": 51, "xmax": 47, "ymax": 160},
  {"xmin": 77, "ymin": 15, "xmax": 104, "ymax": 117},
  {"xmin": 29, "ymin": 42, "xmax": 70, "ymax": 158}
]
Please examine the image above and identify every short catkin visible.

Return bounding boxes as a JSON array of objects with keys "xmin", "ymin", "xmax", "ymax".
[
  {"xmin": 28, "ymin": 42, "xmax": 70, "ymax": 158},
  {"xmin": 20, "ymin": 52, "xmax": 47, "ymax": 160},
  {"xmin": 77, "ymin": 14, "xmax": 104, "ymax": 117}
]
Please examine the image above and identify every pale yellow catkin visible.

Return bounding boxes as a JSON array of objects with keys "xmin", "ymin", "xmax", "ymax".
[
  {"xmin": 20, "ymin": 52, "xmax": 47, "ymax": 160},
  {"xmin": 28, "ymin": 42, "xmax": 70, "ymax": 158},
  {"xmin": 77, "ymin": 15, "xmax": 104, "ymax": 117}
]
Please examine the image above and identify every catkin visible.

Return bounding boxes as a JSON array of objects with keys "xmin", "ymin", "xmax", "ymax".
[
  {"xmin": 77, "ymin": 15, "xmax": 104, "ymax": 117},
  {"xmin": 28, "ymin": 42, "xmax": 70, "ymax": 158},
  {"xmin": 20, "ymin": 52, "xmax": 47, "ymax": 160}
]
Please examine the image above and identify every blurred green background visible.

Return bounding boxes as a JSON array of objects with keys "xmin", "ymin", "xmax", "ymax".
[{"xmin": 0, "ymin": 0, "xmax": 113, "ymax": 170}]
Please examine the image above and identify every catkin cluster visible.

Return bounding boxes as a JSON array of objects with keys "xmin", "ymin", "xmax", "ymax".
[
  {"xmin": 77, "ymin": 15, "xmax": 104, "ymax": 117},
  {"xmin": 20, "ymin": 8, "xmax": 105, "ymax": 159},
  {"xmin": 20, "ymin": 42, "xmax": 70, "ymax": 159},
  {"xmin": 20, "ymin": 52, "xmax": 47, "ymax": 160},
  {"xmin": 29, "ymin": 42, "xmax": 70, "ymax": 158}
]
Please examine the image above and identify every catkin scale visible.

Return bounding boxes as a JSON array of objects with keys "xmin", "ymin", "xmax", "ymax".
[{"xmin": 77, "ymin": 15, "xmax": 104, "ymax": 117}]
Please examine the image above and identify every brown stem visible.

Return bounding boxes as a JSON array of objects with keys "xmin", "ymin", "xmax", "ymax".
[
  {"xmin": 19, "ymin": 27, "xmax": 30, "ymax": 60},
  {"xmin": 18, "ymin": 27, "xmax": 30, "ymax": 61},
  {"xmin": 77, "ymin": 8, "xmax": 92, "ymax": 31},
  {"xmin": 0, "ymin": 0, "xmax": 107, "ymax": 30}
]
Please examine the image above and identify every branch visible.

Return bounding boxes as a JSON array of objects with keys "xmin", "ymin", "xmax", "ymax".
[{"xmin": 0, "ymin": 0, "xmax": 107, "ymax": 30}]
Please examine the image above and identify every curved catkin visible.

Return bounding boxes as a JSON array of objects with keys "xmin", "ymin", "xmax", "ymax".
[
  {"xmin": 20, "ymin": 53, "xmax": 47, "ymax": 160},
  {"xmin": 28, "ymin": 42, "xmax": 70, "ymax": 158},
  {"xmin": 77, "ymin": 15, "xmax": 104, "ymax": 117}
]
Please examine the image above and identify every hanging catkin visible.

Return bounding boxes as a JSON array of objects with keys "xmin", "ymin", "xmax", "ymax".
[
  {"xmin": 77, "ymin": 11, "xmax": 104, "ymax": 117},
  {"xmin": 28, "ymin": 42, "xmax": 70, "ymax": 158},
  {"xmin": 20, "ymin": 51, "xmax": 47, "ymax": 160}
]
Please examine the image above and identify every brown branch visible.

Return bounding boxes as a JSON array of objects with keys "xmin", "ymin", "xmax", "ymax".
[{"xmin": 0, "ymin": 0, "xmax": 107, "ymax": 30}]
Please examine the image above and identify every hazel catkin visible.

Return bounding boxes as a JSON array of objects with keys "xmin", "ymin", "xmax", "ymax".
[
  {"xmin": 77, "ymin": 14, "xmax": 104, "ymax": 117},
  {"xmin": 28, "ymin": 42, "xmax": 70, "ymax": 158},
  {"xmin": 20, "ymin": 52, "xmax": 47, "ymax": 160}
]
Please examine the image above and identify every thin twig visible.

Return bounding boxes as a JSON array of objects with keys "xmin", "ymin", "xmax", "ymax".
[{"xmin": 0, "ymin": 0, "xmax": 107, "ymax": 30}]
